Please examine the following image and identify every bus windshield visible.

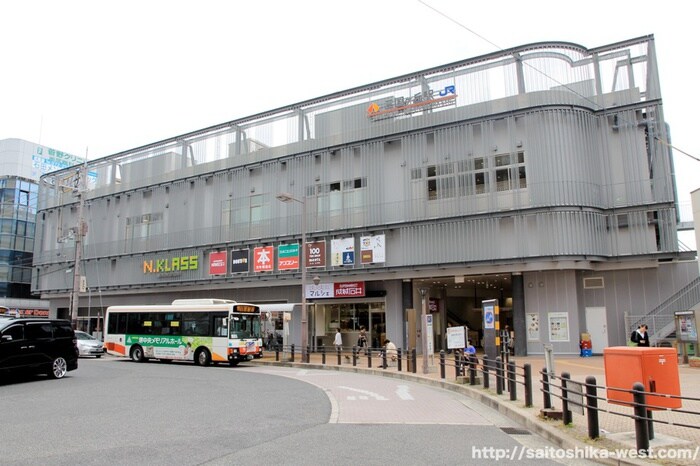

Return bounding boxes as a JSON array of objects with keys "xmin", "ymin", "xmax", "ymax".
[{"xmin": 229, "ymin": 314, "xmax": 261, "ymax": 339}]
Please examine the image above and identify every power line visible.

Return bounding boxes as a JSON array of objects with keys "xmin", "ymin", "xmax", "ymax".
[{"xmin": 417, "ymin": 0, "xmax": 699, "ymax": 165}]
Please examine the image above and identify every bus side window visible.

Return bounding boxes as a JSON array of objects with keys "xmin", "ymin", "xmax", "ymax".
[{"xmin": 214, "ymin": 316, "xmax": 227, "ymax": 337}]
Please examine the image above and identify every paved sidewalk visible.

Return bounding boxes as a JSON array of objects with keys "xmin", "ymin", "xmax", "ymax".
[{"xmin": 254, "ymin": 350, "xmax": 700, "ymax": 466}]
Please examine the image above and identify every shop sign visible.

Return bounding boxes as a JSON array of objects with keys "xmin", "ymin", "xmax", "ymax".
[
  {"xmin": 209, "ymin": 251, "xmax": 227, "ymax": 276},
  {"xmin": 331, "ymin": 237, "xmax": 354, "ymax": 266},
  {"xmin": 0, "ymin": 308, "xmax": 49, "ymax": 317},
  {"xmin": 334, "ymin": 281, "xmax": 365, "ymax": 297},
  {"xmin": 278, "ymin": 243, "xmax": 299, "ymax": 270},
  {"xmin": 304, "ymin": 281, "xmax": 366, "ymax": 299},
  {"xmin": 367, "ymin": 85, "xmax": 457, "ymax": 121},
  {"xmin": 306, "ymin": 241, "xmax": 326, "ymax": 268},
  {"xmin": 254, "ymin": 246, "xmax": 274, "ymax": 272},
  {"xmin": 143, "ymin": 255, "xmax": 198, "ymax": 274},
  {"xmin": 360, "ymin": 234, "xmax": 385, "ymax": 264},
  {"xmin": 306, "ymin": 282, "xmax": 333, "ymax": 298},
  {"xmin": 230, "ymin": 249, "xmax": 249, "ymax": 274}
]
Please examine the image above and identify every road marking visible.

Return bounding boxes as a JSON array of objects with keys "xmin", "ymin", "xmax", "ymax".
[
  {"xmin": 396, "ymin": 385, "xmax": 414, "ymax": 400},
  {"xmin": 338, "ymin": 386, "xmax": 388, "ymax": 401}
]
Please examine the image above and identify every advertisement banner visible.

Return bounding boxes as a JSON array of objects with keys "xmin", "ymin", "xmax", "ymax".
[
  {"xmin": 306, "ymin": 241, "xmax": 326, "ymax": 268},
  {"xmin": 331, "ymin": 237, "xmax": 355, "ymax": 266},
  {"xmin": 253, "ymin": 246, "xmax": 274, "ymax": 272},
  {"xmin": 304, "ymin": 281, "xmax": 366, "ymax": 299},
  {"xmin": 526, "ymin": 312, "xmax": 540, "ymax": 341},
  {"xmin": 278, "ymin": 243, "xmax": 299, "ymax": 270},
  {"xmin": 230, "ymin": 249, "xmax": 249, "ymax": 274},
  {"xmin": 209, "ymin": 251, "xmax": 227, "ymax": 275},
  {"xmin": 360, "ymin": 234, "xmax": 385, "ymax": 264},
  {"xmin": 334, "ymin": 282, "xmax": 365, "ymax": 297},
  {"xmin": 548, "ymin": 312, "xmax": 570, "ymax": 342}
]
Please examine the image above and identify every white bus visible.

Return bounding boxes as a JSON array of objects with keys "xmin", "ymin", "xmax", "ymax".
[{"xmin": 105, "ymin": 299, "xmax": 263, "ymax": 366}]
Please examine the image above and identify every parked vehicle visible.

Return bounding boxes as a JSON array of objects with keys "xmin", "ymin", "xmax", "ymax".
[
  {"xmin": 0, "ymin": 317, "xmax": 79, "ymax": 379},
  {"xmin": 74, "ymin": 330, "xmax": 104, "ymax": 358}
]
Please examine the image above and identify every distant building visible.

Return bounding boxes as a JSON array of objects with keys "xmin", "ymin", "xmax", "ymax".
[
  {"xmin": 34, "ymin": 36, "xmax": 698, "ymax": 354},
  {"xmin": 0, "ymin": 138, "xmax": 82, "ymax": 316}
]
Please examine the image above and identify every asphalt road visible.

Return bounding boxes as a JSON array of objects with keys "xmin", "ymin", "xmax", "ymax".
[{"xmin": 0, "ymin": 356, "xmax": 594, "ymax": 465}]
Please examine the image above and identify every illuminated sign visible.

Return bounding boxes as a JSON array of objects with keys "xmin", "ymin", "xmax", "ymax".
[
  {"xmin": 367, "ymin": 85, "xmax": 457, "ymax": 121},
  {"xmin": 233, "ymin": 304, "xmax": 259, "ymax": 314},
  {"xmin": 143, "ymin": 255, "xmax": 198, "ymax": 274}
]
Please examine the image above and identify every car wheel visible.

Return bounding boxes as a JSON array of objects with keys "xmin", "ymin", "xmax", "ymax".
[
  {"xmin": 50, "ymin": 357, "xmax": 68, "ymax": 379},
  {"xmin": 95, "ymin": 355, "xmax": 102, "ymax": 359},
  {"xmin": 229, "ymin": 360, "xmax": 239, "ymax": 367},
  {"xmin": 130, "ymin": 345, "xmax": 145, "ymax": 362},
  {"xmin": 195, "ymin": 348, "xmax": 211, "ymax": 366}
]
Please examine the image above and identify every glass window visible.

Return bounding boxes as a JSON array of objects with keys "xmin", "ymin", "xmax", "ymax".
[
  {"xmin": 2, "ymin": 324, "xmax": 24, "ymax": 341},
  {"xmin": 53, "ymin": 322, "xmax": 74, "ymax": 338},
  {"xmin": 19, "ymin": 190, "xmax": 29, "ymax": 206},
  {"xmin": 182, "ymin": 312, "xmax": 210, "ymax": 336},
  {"xmin": 229, "ymin": 315, "xmax": 260, "ymax": 339},
  {"xmin": 26, "ymin": 322, "xmax": 53, "ymax": 339},
  {"xmin": 213, "ymin": 314, "xmax": 228, "ymax": 337},
  {"xmin": 496, "ymin": 168, "xmax": 511, "ymax": 192}
]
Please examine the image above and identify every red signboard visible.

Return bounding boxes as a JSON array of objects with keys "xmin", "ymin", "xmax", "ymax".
[
  {"xmin": 334, "ymin": 281, "xmax": 365, "ymax": 297},
  {"xmin": 253, "ymin": 246, "xmax": 274, "ymax": 272},
  {"xmin": 209, "ymin": 251, "xmax": 227, "ymax": 275}
]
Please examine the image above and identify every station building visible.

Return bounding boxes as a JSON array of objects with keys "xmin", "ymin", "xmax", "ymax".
[{"xmin": 33, "ymin": 35, "xmax": 699, "ymax": 355}]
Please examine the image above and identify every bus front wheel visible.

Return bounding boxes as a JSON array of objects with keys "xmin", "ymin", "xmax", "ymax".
[
  {"xmin": 130, "ymin": 345, "xmax": 145, "ymax": 363},
  {"xmin": 195, "ymin": 348, "xmax": 211, "ymax": 366}
]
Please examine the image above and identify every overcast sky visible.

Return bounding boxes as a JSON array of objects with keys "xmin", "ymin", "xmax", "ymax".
[{"xmin": 2, "ymin": 1, "xmax": 698, "ymax": 219}]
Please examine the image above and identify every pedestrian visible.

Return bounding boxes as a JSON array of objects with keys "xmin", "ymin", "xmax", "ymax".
[
  {"xmin": 357, "ymin": 326, "xmax": 368, "ymax": 355},
  {"xmin": 333, "ymin": 328, "xmax": 343, "ymax": 351},
  {"xmin": 631, "ymin": 324, "xmax": 650, "ymax": 347},
  {"xmin": 501, "ymin": 325, "xmax": 514, "ymax": 355},
  {"xmin": 464, "ymin": 339, "xmax": 476, "ymax": 356},
  {"xmin": 384, "ymin": 338, "xmax": 398, "ymax": 367}
]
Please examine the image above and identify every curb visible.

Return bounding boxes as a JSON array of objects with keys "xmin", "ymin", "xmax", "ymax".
[{"xmin": 251, "ymin": 359, "xmax": 653, "ymax": 466}]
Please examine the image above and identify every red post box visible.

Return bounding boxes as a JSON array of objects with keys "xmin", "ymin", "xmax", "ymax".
[{"xmin": 604, "ymin": 346, "xmax": 681, "ymax": 409}]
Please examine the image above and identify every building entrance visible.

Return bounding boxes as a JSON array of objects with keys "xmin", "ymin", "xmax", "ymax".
[{"xmin": 312, "ymin": 299, "xmax": 386, "ymax": 350}]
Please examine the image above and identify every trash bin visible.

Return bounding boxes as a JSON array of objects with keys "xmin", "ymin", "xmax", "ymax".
[{"xmin": 604, "ymin": 346, "xmax": 681, "ymax": 409}]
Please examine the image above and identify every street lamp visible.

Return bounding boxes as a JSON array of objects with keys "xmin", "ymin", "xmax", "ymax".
[
  {"xmin": 419, "ymin": 287, "xmax": 429, "ymax": 374},
  {"xmin": 276, "ymin": 192, "xmax": 308, "ymax": 363}
]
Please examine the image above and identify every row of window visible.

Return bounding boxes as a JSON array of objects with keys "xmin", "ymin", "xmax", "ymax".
[
  {"xmin": 414, "ymin": 152, "xmax": 527, "ymax": 200},
  {"xmin": 1, "ymin": 321, "xmax": 73, "ymax": 341},
  {"xmin": 107, "ymin": 311, "xmax": 229, "ymax": 337},
  {"xmin": 0, "ymin": 219, "xmax": 36, "ymax": 237}
]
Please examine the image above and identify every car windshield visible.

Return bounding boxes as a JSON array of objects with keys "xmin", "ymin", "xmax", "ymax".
[{"xmin": 76, "ymin": 332, "xmax": 97, "ymax": 340}]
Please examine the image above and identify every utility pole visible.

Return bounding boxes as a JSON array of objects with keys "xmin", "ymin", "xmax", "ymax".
[{"xmin": 69, "ymin": 158, "xmax": 87, "ymax": 330}]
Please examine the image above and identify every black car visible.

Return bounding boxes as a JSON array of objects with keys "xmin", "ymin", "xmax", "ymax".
[{"xmin": 0, "ymin": 317, "xmax": 79, "ymax": 379}]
